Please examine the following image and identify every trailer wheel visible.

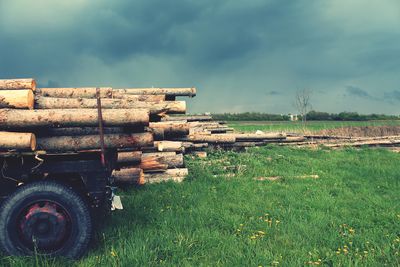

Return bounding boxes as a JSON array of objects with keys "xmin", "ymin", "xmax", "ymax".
[{"xmin": 0, "ymin": 181, "xmax": 92, "ymax": 259}]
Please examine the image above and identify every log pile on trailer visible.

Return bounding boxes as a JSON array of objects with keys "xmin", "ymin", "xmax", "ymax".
[{"xmin": 3, "ymin": 78, "xmax": 399, "ymax": 186}]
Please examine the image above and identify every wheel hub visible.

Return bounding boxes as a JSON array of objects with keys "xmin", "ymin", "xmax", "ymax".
[{"xmin": 18, "ymin": 202, "xmax": 71, "ymax": 251}]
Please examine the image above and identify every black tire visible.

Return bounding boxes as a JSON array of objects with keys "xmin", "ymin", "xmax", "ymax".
[{"xmin": 0, "ymin": 181, "xmax": 92, "ymax": 259}]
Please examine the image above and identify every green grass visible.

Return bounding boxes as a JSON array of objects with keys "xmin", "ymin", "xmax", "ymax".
[
  {"xmin": 2, "ymin": 146, "xmax": 399, "ymax": 266},
  {"xmin": 229, "ymin": 120, "xmax": 400, "ymax": 133}
]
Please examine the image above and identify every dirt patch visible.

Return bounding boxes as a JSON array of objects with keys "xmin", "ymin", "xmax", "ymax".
[{"xmin": 316, "ymin": 126, "xmax": 400, "ymax": 138}]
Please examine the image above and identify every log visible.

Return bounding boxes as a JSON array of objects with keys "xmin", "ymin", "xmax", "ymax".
[
  {"xmin": 234, "ymin": 133, "xmax": 287, "ymax": 141},
  {"xmin": 139, "ymin": 157, "xmax": 168, "ymax": 172},
  {"xmin": 142, "ymin": 152, "xmax": 184, "ymax": 168},
  {"xmin": 0, "ymin": 90, "xmax": 34, "ymax": 109},
  {"xmin": 37, "ymin": 127, "xmax": 126, "ymax": 137},
  {"xmin": 149, "ymin": 121, "xmax": 189, "ymax": 136},
  {"xmin": 112, "ymin": 168, "xmax": 144, "ymax": 185},
  {"xmin": 0, "ymin": 79, "xmax": 36, "ymax": 91},
  {"xmin": 117, "ymin": 151, "xmax": 142, "ymax": 167},
  {"xmin": 174, "ymin": 134, "xmax": 236, "ymax": 144},
  {"xmin": 144, "ymin": 168, "xmax": 188, "ymax": 184},
  {"xmin": 37, "ymin": 88, "xmax": 165, "ymax": 101},
  {"xmin": 155, "ymin": 141, "xmax": 185, "ymax": 152},
  {"xmin": 0, "ymin": 109, "xmax": 149, "ymax": 129},
  {"xmin": 154, "ymin": 141, "xmax": 209, "ymax": 152},
  {"xmin": 147, "ymin": 127, "xmax": 164, "ymax": 141},
  {"xmin": 0, "ymin": 131, "xmax": 36, "ymax": 151},
  {"xmin": 36, "ymin": 132, "xmax": 153, "ymax": 151},
  {"xmin": 37, "ymin": 87, "xmax": 113, "ymax": 98},
  {"xmin": 162, "ymin": 115, "xmax": 212, "ymax": 122},
  {"xmin": 113, "ymin": 88, "xmax": 196, "ymax": 97},
  {"xmin": 35, "ymin": 97, "xmax": 186, "ymax": 114}
]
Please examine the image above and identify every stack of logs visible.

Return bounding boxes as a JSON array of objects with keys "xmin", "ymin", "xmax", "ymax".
[{"xmin": 0, "ymin": 78, "xmax": 193, "ymax": 184}]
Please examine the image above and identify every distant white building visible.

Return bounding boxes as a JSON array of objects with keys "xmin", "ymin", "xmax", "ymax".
[{"xmin": 289, "ymin": 114, "xmax": 298, "ymax": 121}]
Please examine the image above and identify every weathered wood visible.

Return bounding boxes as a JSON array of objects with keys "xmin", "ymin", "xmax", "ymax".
[
  {"xmin": 35, "ymin": 97, "xmax": 186, "ymax": 114},
  {"xmin": 234, "ymin": 133, "xmax": 287, "ymax": 141},
  {"xmin": 37, "ymin": 87, "xmax": 113, "ymax": 98},
  {"xmin": 36, "ymin": 132, "xmax": 153, "ymax": 151},
  {"xmin": 142, "ymin": 152, "xmax": 184, "ymax": 168},
  {"xmin": 0, "ymin": 90, "xmax": 34, "ymax": 109},
  {"xmin": 37, "ymin": 127, "xmax": 126, "ymax": 136},
  {"xmin": 155, "ymin": 141, "xmax": 185, "ymax": 152},
  {"xmin": 117, "ymin": 151, "xmax": 142, "ymax": 167},
  {"xmin": 112, "ymin": 168, "xmax": 144, "ymax": 185},
  {"xmin": 149, "ymin": 121, "xmax": 189, "ymax": 136},
  {"xmin": 144, "ymin": 168, "xmax": 188, "ymax": 184},
  {"xmin": 139, "ymin": 157, "xmax": 168, "ymax": 172},
  {"xmin": 174, "ymin": 134, "xmax": 236, "ymax": 144},
  {"xmin": 0, "ymin": 109, "xmax": 149, "ymax": 129},
  {"xmin": 154, "ymin": 141, "xmax": 209, "ymax": 152},
  {"xmin": 37, "ymin": 87, "xmax": 165, "ymax": 101},
  {"xmin": 0, "ymin": 131, "xmax": 36, "ymax": 151},
  {"xmin": 114, "ymin": 87, "xmax": 196, "ymax": 97},
  {"xmin": 0, "ymin": 79, "xmax": 36, "ymax": 91},
  {"xmin": 162, "ymin": 115, "xmax": 212, "ymax": 122}
]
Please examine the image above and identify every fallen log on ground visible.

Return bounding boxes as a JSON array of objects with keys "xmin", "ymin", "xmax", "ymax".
[
  {"xmin": 0, "ymin": 131, "xmax": 36, "ymax": 151},
  {"xmin": 36, "ymin": 132, "xmax": 153, "ymax": 151},
  {"xmin": 144, "ymin": 168, "xmax": 188, "ymax": 184},
  {"xmin": 0, "ymin": 109, "xmax": 149, "ymax": 129},
  {"xmin": 35, "ymin": 97, "xmax": 186, "ymax": 114},
  {"xmin": 173, "ymin": 134, "xmax": 236, "ymax": 144},
  {"xmin": 0, "ymin": 79, "xmax": 36, "ymax": 91},
  {"xmin": 234, "ymin": 133, "xmax": 287, "ymax": 141},
  {"xmin": 162, "ymin": 115, "xmax": 212, "ymax": 122},
  {"xmin": 0, "ymin": 90, "xmax": 34, "ymax": 109}
]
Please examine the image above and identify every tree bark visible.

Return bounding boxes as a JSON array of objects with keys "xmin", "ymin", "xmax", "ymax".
[
  {"xmin": 142, "ymin": 152, "xmax": 184, "ymax": 168},
  {"xmin": 112, "ymin": 168, "xmax": 144, "ymax": 185},
  {"xmin": 0, "ymin": 79, "xmax": 36, "ymax": 91},
  {"xmin": 234, "ymin": 133, "xmax": 287, "ymax": 141},
  {"xmin": 0, "ymin": 109, "xmax": 149, "ymax": 129},
  {"xmin": 0, "ymin": 90, "xmax": 34, "ymax": 109},
  {"xmin": 114, "ymin": 87, "xmax": 196, "ymax": 97},
  {"xmin": 35, "ymin": 97, "xmax": 186, "ymax": 114},
  {"xmin": 0, "ymin": 131, "xmax": 36, "ymax": 151},
  {"xmin": 139, "ymin": 157, "xmax": 168, "ymax": 172},
  {"xmin": 37, "ymin": 87, "xmax": 165, "ymax": 101},
  {"xmin": 36, "ymin": 132, "xmax": 153, "ymax": 151},
  {"xmin": 149, "ymin": 121, "xmax": 189, "ymax": 137},
  {"xmin": 174, "ymin": 134, "xmax": 236, "ymax": 143},
  {"xmin": 144, "ymin": 168, "xmax": 188, "ymax": 184},
  {"xmin": 117, "ymin": 151, "xmax": 142, "ymax": 167},
  {"xmin": 162, "ymin": 115, "xmax": 212, "ymax": 122}
]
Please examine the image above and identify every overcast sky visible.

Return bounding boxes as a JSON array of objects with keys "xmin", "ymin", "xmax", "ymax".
[{"xmin": 1, "ymin": 0, "xmax": 399, "ymax": 114}]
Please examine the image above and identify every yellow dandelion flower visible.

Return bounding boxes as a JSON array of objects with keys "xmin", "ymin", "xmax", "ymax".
[
  {"xmin": 111, "ymin": 250, "xmax": 117, "ymax": 257},
  {"xmin": 257, "ymin": 231, "xmax": 266, "ymax": 235}
]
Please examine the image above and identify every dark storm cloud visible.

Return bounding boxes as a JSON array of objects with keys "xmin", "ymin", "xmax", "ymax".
[
  {"xmin": 345, "ymin": 86, "xmax": 371, "ymax": 98},
  {"xmin": 1, "ymin": 0, "xmax": 399, "ymax": 113},
  {"xmin": 384, "ymin": 90, "xmax": 400, "ymax": 103}
]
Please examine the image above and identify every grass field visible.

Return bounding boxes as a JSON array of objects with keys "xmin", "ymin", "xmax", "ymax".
[
  {"xmin": 229, "ymin": 120, "xmax": 400, "ymax": 133},
  {"xmin": 2, "ymin": 146, "xmax": 399, "ymax": 266}
]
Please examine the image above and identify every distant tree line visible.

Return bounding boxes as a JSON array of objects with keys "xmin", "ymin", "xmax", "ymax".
[{"xmin": 212, "ymin": 111, "xmax": 399, "ymax": 121}]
